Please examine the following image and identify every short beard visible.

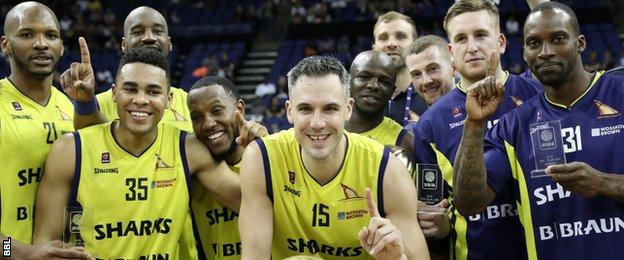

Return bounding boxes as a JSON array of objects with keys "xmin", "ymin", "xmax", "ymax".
[
  {"xmin": 12, "ymin": 49, "xmax": 54, "ymax": 79},
  {"xmin": 393, "ymin": 58, "xmax": 406, "ymax": 70}
]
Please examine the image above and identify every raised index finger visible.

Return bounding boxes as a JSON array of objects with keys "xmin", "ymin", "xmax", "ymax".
[
  {"xmin": 365, "ymin": 188, "xmax": 380, "ymax": 218},
  {"xmin": 486, "ymin": 51, "xmax": 499, "ymax": 77},
  {"xmin": 78, "ymin": 37, "xmax": 91, "ymax": 65}
]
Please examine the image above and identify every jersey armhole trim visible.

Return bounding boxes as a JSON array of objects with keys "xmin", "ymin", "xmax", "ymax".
[
  {"xmin": 179, "ymin": 131, "xmax": 192, "ymax": 202},
  {"xmin": 377, "ymin": 146, "xmax": 390, "ymax": 218},
  {"xmin": 68, "ymin": 132, "xmax": 82, "ymax": 207},
  {"xmin": 256, "ymin": 139, "xmax": 273, "ymax": 203},
  {"xmin": 395, "ymin": 128, "xmax": 408, "ymax": 147}
]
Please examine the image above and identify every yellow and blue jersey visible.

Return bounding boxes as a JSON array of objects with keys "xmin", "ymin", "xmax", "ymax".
[
  {"xmin": 96, "ymin": 86, "xmax": 193, "ymax": 132},
  {"xmin": 0, "ymin": 78, "xmax": 74, "ymax": 243},
  {"xmin": 410, "ymin": 73, "xmax": 541, "ymax": 260},
  {"xmin": 191, "ymin": 163, "xmax": 242, "ymax": 259},
  {"xmin": 68, "ymin": 122, "xmax": 195, "ymax": 259},
  {"xmin": 359, "ymin": 116, "xmax": 408, "ymax": 146},
  {"xmin": 484, "ymin": 71, "xmax": 624, "ymax": 259},
  {"xmin": 258, "ymin": 129, "xmax": 389, "ymax": 259}
]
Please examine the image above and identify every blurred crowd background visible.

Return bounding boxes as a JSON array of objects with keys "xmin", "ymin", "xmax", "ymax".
[{"xmin": 1, "ymin": 0, "xmax": 623, "ymax": 133}]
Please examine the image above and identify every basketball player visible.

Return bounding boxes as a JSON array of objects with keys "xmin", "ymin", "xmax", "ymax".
[
  {"xmin": 33, "ymin": 47, "xmax": 241, "ymax": 259},
  {"xmin": 0, "ymin": 2, "xmax": 91, "ymax": 258},
  {"xmin": 410, "ymin": 1, "xmax": 543, "ymax": 259},
  {"xmin": 60, "ymin": 6, "xmax": 192, "ymax": 132},
  {"xmin": 238, "ymin": 55, "xmax": 429, "ymax": 259},
  {"xmin": 454, "ymin": 2, "xmax": 624, "ymax": 259},
  {"xmin": 372, "ymin": 11, "xmax": 428, "ymax": 125},
  {"xmin": 345, "ymin": 50, "xmax": 412, "ymax": 154}
]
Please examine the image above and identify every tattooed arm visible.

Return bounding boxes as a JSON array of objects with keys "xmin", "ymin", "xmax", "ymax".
[{"xmin": 453, "ymin": 52, "xmax": 504, "ymax": 216}]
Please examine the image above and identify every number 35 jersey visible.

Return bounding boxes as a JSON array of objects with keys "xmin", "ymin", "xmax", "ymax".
[
  {"xmin": 0, "ymin": 78, "xmax": 74, "ymax": 243},
  {"xmin": 69, "ymin": 122, "xmax": 192, "ymax": 259},
  {"xmin": 258, "ymin": 129, "xmax": 389, "ymax": 259}
]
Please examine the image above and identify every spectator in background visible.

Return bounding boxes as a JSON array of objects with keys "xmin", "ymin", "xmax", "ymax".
[
  {"xmin": 505, "ymin": 15, "xmax": 520, "ymax": 36},
  {"xmin": 263, "ymin": 97, "xmax": 291, "ymax": 133},
  {"xmin": 585, "ymin": 50, "xmax": 602, "ymax": 72},
  {"xmin": 603, "ymin": 50, "xmax": 615, "ymax": 70},
  {"xmin": 192, "ymin": 55, "xmax": 219, "ymax": 79},
  {"xmin": 318, "ymin": 38, "xmax": 335, "ymax": 54},
  {"xmin": 255, "ymin": 76, "xmax": 277, "ymax": 98}
]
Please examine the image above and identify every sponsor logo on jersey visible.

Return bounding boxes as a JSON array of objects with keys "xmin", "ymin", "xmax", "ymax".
[
  {"xmin": 337, "ymin": 209, "xmax": 368, "ymax": 221},
  {"xmin": 151, "ymin": 177, "xmax": 177, "ymax": 189},
  {"xmin": 93, "ymin": 218, "xmax": 172, "ymax": 240},
  {"xmin": 591, "ymin": 124, "xmax": 624, "ymax": 137},
  {"xmin": 56, "ymin": 106, "xmax": 72, "ymax": 121},
  {"xmin": 538, "ymin": 216, "xmax": 624, "ymax": 241},
  {"xmin": 11, "ymin": 114, "xmax": 32, "ymax": 120},
  {"xmin": 283, "ymin": 185, "xmax": 301, "ymax": 197},
  {"xmin": 340, "ymin": 183, "xmax": 362, "ymax": 201},
  {"xmin": 93, "ymin": 167, "xmax": 118, "ymax": 174},
  {"xmin": 289, "ymin": 171, "xmax": 295, "ymax": 184},
  {"xmin": 594, "ymin": 100, "xmax": 620, "ymax": 119},
  {"xmin": 451, "ymin": 106, "xmax": 462, "ymax": 118},
  {"xmin": 101, "ymin": 152, "xmax": 110, "ymax": 163},
  {"xmin": 449, "ymin": 119, "xmax": 465, "ymax": 130},
  {"xmin": 12, "ymin": 101, "xmax": 22, "ymax": 111},
  {"xmin": 155, "ymin": 153, "xmax": 172, "ymax": 169},
  {"xmin": 286, "ymin": 238, "xmax": 364, "ymax": 257}
]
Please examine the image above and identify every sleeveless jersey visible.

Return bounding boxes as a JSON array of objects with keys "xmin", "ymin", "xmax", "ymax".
[
  {"xmin": 485, "ymin": 71, "xmax": 624, "ymax": 259},
  {"xmin": 258, "ymin": 129, "xmax": 390, "ymax": 259},
  {"xmin": 0, "ymin": 78, "xmax": 74, "ymax": 243},
  {"xmin": 191, "ymin": 162, "xmax": 242, "ymax": 259},
  {"xmin": 410, "ymin": 72, "xmax": 542, "ymax": 260},
  {"xmin": 96, "ymin": 86, "xmax": 192, "ymax": 132},
  {"xmin": 359, "ymin": 116, "xmax": 408, "ymax": 146},
  {"xmin": 69, "ymin": 122, "xmax": 193, "ymax": 259}
]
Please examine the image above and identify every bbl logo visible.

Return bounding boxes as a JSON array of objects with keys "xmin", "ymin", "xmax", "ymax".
[
  {"xmin": 422, "ymin": 169, "xmax": 438, "ymax": 190},
  {"xmin": 288, "ymin": 171, "xmax": 295, "ymax": 184},
  {"xmin": 101, "ymin": 152, "xmax": 110, "ymax": 163},
  {"xmin": 538, "ymin": 127, "xmax": 556, "ymax": 150},
  {"xmin": 12, "ymin": 102, "xmax": 22, "ymax": 111}
]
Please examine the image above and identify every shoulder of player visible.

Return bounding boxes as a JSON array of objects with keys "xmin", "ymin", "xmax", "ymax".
[
  {"xmin": 345, "ymin": 131, "xmax": 386, "ymax": 152},
  {"xmin": 505, "ymin": 73, "xmax": 542, "ymax": 94}
]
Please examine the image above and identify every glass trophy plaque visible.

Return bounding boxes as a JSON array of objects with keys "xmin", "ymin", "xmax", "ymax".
[
  {"xmin": 530, "ymin": 120, "xmax": 566, "ymax": 178},
  {"xmin": 416, "ymin": 164, "xmax": 444, "ymax": 205}
]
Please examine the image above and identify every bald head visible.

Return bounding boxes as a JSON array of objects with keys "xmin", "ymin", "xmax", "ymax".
[
  {"xmin": 350, "ymin": 50, "xmax": 396, "ymax": 76},
  {"xmin": 121, "ymin": 6, "xmax": 171, "ymax": 56},
  {"xmin": 4, "ymin": 2, "xmax": 59, "ymax": 35}
]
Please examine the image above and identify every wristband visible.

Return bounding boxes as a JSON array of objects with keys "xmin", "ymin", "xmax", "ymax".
[{"xmin": 74, "ymin": 98, "xmax": 99, "ymax": 115}]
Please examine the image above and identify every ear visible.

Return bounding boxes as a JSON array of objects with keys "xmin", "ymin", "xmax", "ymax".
[
  {"xmin": 60, "ymin": 40, "xmax": 65, "ymax": 57},
  {"xmin": 577, "ymin": 34, "xmax": 586, "ymax": 53},
  {"xmin": 111, "ymin": 84, "xmax": 118, "ymax": 103},
  {"xmin": 448, "ymin": 43, "xmax": 455, "ymax": 67},
  {"xmin": 168, "ymin": 37, "xmax": 173, "ymax": 52},
  {"xmin": 344, "ymin": 97, "xmax": 354, "ymax": 121},
  {"xmin": 121, "ymin": 37, "xmax": 127, "ymax": 53},
  {"xmin": 236, "ymin": 99, "xmax": 246, "ymax": 116},
  {"xmin": 166, "ymin": 90, "xmax": 173, "ymax": 108},
  {"xmin": 285, "ymin": 100, "xmax": 294, "ymax": 124},
  {"xmin": 498, "ymin": 33, "xmax": 507, "ymax": 54},
  {"xmin": 1, "ymin": 36, "xmax": 10, "ymax": 55}
]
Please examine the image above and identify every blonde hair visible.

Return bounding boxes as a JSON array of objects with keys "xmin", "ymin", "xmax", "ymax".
[
  {"xmin": 374, "ymin": 11, "xmax": 418, "ymax": 39},
  {"xmin": 443, "ymin": 0, "xmax": 500, "ymax": 34}
]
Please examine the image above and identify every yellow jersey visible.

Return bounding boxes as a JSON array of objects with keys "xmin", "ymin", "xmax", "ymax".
[
  {"xmin": 359, "ymin": 117, "xmax": 407, "ymax": 146},
  {"xmin": 191, "ymin": 163, "xmax": 241, "ymax": 259},
  {"xmin": 0, "ymin": 78, "xmax": 74, "ymax": 243},
  {"xmin": 259, "ymin": 129, "xmax": 390, "ymax": 259},
  {"xmin": 69, "ymin": 122, "xmax": 194, "ymax": 259},
  {"xmin": 96, "ymin": 86, "xmax": 192, "ymax": 132}
]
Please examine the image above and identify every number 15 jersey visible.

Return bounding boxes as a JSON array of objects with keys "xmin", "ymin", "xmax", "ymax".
[{"xmin": 258, "ymin": 129, "xmax": 390, "ymax": 259}]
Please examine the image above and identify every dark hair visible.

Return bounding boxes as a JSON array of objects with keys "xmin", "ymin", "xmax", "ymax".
[
  {"xmin": 287, "ymin": 55, "xmax": 350, "ymax": 97},
  {"xmin": 527, "ymin": 1, "xmax": 580, "ymax": 35},
  {"xmin": 116, "ymin": 46, "xmax": 170, "ymax": 84},
  {"xmin": 190, "ymin": 76, "xmax": 241, "ymax": 100}
]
